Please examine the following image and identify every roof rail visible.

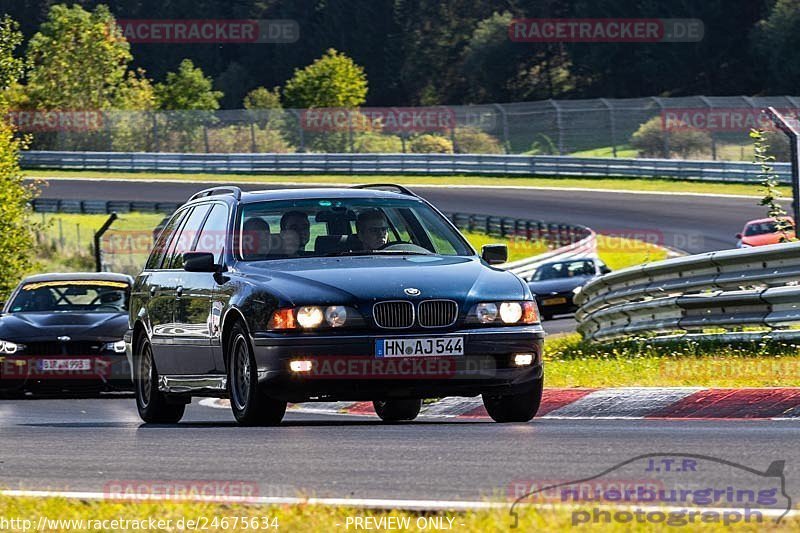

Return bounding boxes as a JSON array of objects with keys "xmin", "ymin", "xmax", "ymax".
[
  {"xmin": 349, "ymin": 183, "xmax": 418, "ymax": 197},
  {"xmin": 188, "ymin": 186, "xmax": 242, "ymax": 202}
]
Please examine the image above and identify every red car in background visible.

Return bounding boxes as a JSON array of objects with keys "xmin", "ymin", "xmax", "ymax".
[{"xmin": 736, "ymin": 217, "xmax": 795, "ymax": 248}]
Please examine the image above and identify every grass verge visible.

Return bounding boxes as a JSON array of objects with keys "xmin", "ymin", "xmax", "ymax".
[
  {"xmin": 26, "ymin": 169, "xmax": 788, "ymax": 198},
  {"xmin": 0, "ymin": 495, "xmax": 795, "ymax": 532},
  {"xmin": 31, "ymin": 212, "xmax": 164, "ymax": 274},
  {"xmin": 545, "ymin": 334, "xmax": 800, "ymax": 388}
]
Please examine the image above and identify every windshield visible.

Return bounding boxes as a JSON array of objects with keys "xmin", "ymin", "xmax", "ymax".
[
  {"xmin": 8, "ymin": 280, "xmax": 130, "ymax": 313},
  {"xmin": 237, "ymin": 197, "xmax": 473, "ymax": 260},
  {"xmin": 744, "ymin": 221, "xmax": 791, "ymax": 236},
  {"xmin": 532, "ymin": 260, "xmax": 596, "ymax": 281}
]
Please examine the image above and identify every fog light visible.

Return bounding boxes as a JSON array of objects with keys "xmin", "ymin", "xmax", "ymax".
[
  {"xmin": 290, "ymin": 360, "xmax": 313, "ymax": 373},
  {"xmin": 513, "ymin": 353, "xmax": 534, "ymax": 366}
]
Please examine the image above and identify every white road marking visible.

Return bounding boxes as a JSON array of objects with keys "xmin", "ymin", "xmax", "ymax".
[{"xmin": 1, "ymin": 489, "xmax": 797, "ymax": 519}]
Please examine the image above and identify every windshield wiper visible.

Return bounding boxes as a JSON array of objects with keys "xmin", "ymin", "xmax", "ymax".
[{"xmin": 324, "ymin": 250, "xmax": 432, "ymax": 257}]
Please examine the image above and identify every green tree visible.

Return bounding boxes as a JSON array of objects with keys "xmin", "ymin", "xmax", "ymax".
[
  {"xmin": 109, "ymin": 69, "xmax": 158, "ymax": 151},
  {"xmin": 0, "ymin": 119, "xmax": 38, "ymax": 299},
  {"xmin": 0, "ymin": 15, "xmax": 24, "ymax": 93},
  {"xmin": 113, "ymin": 69, "xmax": 157, "ymax": 111},
  {"xmin": 25, "ymin": 4, "xmax": 131, "ymax": 110},
  {"xmin": 630, "ymin": 116, "xmax": 711, "ymax": 159},
  {"xmin": 243, "ymin": 87, "xmax": 282, "ymax": 110},
  {"xmin": 751, "ymin": 129, "xmax": 793, "ymax": 240},
  {"xmin": 155, "ymin": 59, "xmax": 222, "ymax": 111},
  {"xmin": 752, "ymin": 0, "xmax": 800, "ymax": 94},
  {"xmin": 283, "ymin": 49, "xmax": 367, "ymax": 109}
]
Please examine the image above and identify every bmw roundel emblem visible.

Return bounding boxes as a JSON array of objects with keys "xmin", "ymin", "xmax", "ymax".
[{"xmin": 404, "ymin": 287, "xmax": 421, "ymax": 296}]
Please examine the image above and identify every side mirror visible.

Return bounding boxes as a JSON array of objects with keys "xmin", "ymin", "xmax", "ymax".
[
  {"xmin": 600, "ymin": 265, "xmax": 611, "ymax": 275},
  {"xmin": 183, "ymin": 252, "xmax": 217, "ymax": 273},
  {"xmin": 735, "ymin": 233, "xmax": 742, "ymax": 239},
  {"xmin": 481, "ymin": 244, "xmax": 507, "ymax": 265}
]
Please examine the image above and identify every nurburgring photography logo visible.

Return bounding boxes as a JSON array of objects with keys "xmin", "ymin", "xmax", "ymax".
[
  {"xmin": 509, "ymin": 453, "xmax": 791, "ymax": 528},
  {"xmin": 509, "ymin": 19, "xmax": 704, "ymax": 43}
]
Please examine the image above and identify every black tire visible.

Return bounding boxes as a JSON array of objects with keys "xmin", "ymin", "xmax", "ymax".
[
  {"xmin": 482, "ymin": 378, "xmax": 543, "ymax": 423},
  {"xmin": 0, "ymin": 388, "xmax": 25, "ymax": 400},
  {"xmin": 373, "ymin": 399, "xmax": 422, "ymax": 422},
  {"xmin": 227, "ymin": 322, "xmax": 286, "ymax": 426},
  {"xmin": 135, "ymin": 336, "xmax": 185, "ymax": 424}
]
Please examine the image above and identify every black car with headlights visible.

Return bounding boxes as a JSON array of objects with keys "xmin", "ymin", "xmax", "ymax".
[
  {"xmin": 0, "ymin": 272, "xmax": 133, "ymax": 396},
  {"xmin": 126, "ymin": 185, "xmax": 545, "ymax": 425},
  {"xmin": 527, "ymin": 258, "xmax": 610, "ymax": 320}
]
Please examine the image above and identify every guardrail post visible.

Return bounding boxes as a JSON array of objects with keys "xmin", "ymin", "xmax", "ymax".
[
  {"xmin": 492, "ymin": 104, "xmax": 511, "ymax": 154},
  {"xmin": 94, "ymin": 213, "xmax": 118, "ymax": 272},
  {"xmin": 652, "ymin": 97, "xmax": 668, "ymax": 157},
  {"xmin": 550, "ymin": 100, "xmax": 565, "ymax": 155},
  {"xmin": 699, "ymin": 96, "xmax": 716, "ymax": 160},
  {"xmin": 767, "ymin": 107, "xmax": 800, "ymax": 239},
  {"xmin": 600, "ymin": 98, "xmax": 617, "ymax": 157}
]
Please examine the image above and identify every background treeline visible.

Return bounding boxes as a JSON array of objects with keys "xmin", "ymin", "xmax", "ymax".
[{"xmin": 1, "ymin": 0, "xmax": 794, "ymax": 108}]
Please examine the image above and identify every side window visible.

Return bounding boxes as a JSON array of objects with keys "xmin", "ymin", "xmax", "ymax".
[
  {"xmin": 145, "ymin": 209, "xmax": 189, "ymax": 270},
  {"xmin": 195, "ymin": 203, "xmax": 229, "ymax": 264},
  {"xmin": 164, "ymin": 205, "xmax": 212, "ymax": 270}
]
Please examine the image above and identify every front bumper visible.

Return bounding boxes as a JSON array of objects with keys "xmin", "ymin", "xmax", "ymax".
[
  {"xmin": 0, "ymin": 353, "xmax": 133, "ymax": 392},
  {"xmin": 250, "ymin": 326, "xmax": 545, "ymax": 403},
  {"xmin": 535, "ymin": 294, "xmax": 577, "ymax": 317}
]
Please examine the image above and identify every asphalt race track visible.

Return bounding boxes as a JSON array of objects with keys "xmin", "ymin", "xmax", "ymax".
[
  {"xmin": 1, "ymin": 398, "xmax": 799, "ymax": 503},
  {"xmin": 33, "ymin": 178, "xmax": 772, "ymax": 254}
]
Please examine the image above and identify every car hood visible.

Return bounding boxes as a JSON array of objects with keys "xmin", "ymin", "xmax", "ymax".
[
  {"xmin": 527, "ymin": 276, "xmax": 594, "ymax": 295},
  {"xmin": 0, "ymin": 312, "xmax": 128, "ymax": 342},
  {"xmin": 237, "ymin": 255, "xmax": 526, "ymax": 306},
  {"xmin": 741, "ymin": 233, "xmax": 783, "ymax": 247}
]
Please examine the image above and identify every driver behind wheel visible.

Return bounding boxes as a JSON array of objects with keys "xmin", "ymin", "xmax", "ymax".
[{"xmin": 356, "ymin": 208, "xmax": 389, "ymax": 251}]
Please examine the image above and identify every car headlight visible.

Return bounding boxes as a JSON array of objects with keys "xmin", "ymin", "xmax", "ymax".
[
  {"xmin": 0, "ymin": 340, "xmax": 21, "ymax": 354},
  {"xmin": 468, "ymin": 301, "xmax": 539, "ymax": 325},
  {"xmin": 499, "ymin": 302, "xmax": 523, "ymax": 323},
  {"xmin": 475, "ymin": 303, "xmax": 498, "ymax": 323},
  {"xmin": 296, "ymin": 306, "xmax": 325, "ymax": 328},
  {"xmin": 269, "ymin": 306, "xmax": 362, "ymax": 330},
  {"xmin": 104, "ymin": 340, "xmax": 127, "ymax": 353},
  {"xmin": 324, "ymin": 306, "xmax": 348, "ymax": 328},
  {"xmin": 572, "ymin": 286, "xmax": 583, "ymax": 296}
]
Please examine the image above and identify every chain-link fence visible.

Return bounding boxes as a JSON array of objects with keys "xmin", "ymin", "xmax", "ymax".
[{"xmin": 11, "ymin": 96, "xmax": 800, "ymax": 161}]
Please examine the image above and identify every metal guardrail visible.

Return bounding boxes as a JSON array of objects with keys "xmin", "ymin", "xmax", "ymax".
[
  {"xmin": 575, "ymin": 240, "xmax": 800, "ymax": 343},
  {"xmin": 445, "ymin": 213, "xmax": 596, "ymax": 278},
  {"xmin": 21, "ymin": 151, "xmax": 791, "ymax": 183},
  {"xmin": 31, "ymin": 198, "xmax": 181, "ymax": 214}
]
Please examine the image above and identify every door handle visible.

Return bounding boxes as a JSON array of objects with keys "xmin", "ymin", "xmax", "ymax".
[{"xmin": 176, "ymin": 286, "xmax": 184, "ymax": 297}]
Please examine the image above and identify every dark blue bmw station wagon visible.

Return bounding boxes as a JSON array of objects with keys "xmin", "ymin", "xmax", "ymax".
[{"xmin": 126, "ymin": 185, "xmax": 544, "ymax": 425}]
